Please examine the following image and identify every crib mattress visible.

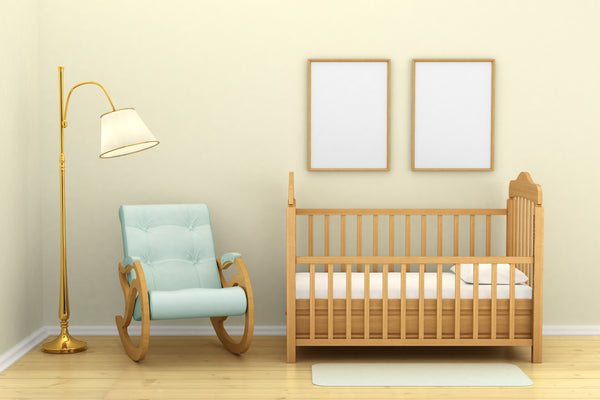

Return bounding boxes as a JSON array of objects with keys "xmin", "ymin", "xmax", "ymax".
[{"xmin": 296, "ymin": 272, "xmax": 532, "ymax": 300}]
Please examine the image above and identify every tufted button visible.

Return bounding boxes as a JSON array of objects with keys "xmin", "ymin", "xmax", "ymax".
[{"xmin": 136, "ymin": 223, "xmax": 150, "ymax": 232}]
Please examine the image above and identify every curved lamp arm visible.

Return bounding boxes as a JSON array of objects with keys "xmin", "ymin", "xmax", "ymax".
[{"xmin": 62, "ymin": 81, "xmax": 116, "ymax": 128}]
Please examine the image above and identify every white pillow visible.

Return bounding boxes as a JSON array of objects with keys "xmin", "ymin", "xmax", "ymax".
[{"xmin": 450, "ymin": 264, "xmax": 528, "ymax": 285}]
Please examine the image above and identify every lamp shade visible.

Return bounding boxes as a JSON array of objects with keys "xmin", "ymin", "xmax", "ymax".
[{"xmin": 100, "ymin": 108, "xmax": 159, "ymax": 158}]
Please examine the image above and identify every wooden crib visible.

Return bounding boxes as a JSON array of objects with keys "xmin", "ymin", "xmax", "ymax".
[{"xmin": 286, "ymin": 172, "xmax": 543, "ymax": 363}]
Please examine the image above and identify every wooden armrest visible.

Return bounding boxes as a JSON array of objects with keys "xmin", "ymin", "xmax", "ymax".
[
  {"xmin": 118, "ymin": 260, "xmax": 147, "ymax": 292},
  {"xmin": 216, "ymin": 257, "xmax": 252, "ymax": 290}
]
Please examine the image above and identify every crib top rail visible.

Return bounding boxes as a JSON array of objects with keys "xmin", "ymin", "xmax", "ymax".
[
  {"xmin": 288, "ymin": 171, "xmax": 541, "ymax": 209},
  {"xmin": 296, "ymin": 256, "xmax": 533, "ymax": 264},
  {"xmin": 509, "ymin": 172, "xmax": 542, "ymax": 205},
  {"xmin": 296, "ymin": 208, "xmax": 506, "ymax": 216}
]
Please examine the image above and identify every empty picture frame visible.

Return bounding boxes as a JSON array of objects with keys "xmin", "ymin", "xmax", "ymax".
[
  {"xmin": 308, "ymin": 59, "xmax": 390, "ymax": 171},
  {"xmin": 412, "ymin": 59, "xmax": 495, "ymax": 171}
]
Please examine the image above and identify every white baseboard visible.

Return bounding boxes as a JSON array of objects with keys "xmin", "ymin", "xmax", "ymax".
[
  {"xmin": 0, "ymin": 327, "xmax": 49, "ymax": 374},
  {"xmin": 2, "ymin": 324, "xmax": 598, "ymax": 374},
  {"xmin": 542, "ymin": 325, "xmax": 600, "ymax": 335},
  {"xmin": 43, "ymin": 324, "xmax": 286, "ymax": 337}
]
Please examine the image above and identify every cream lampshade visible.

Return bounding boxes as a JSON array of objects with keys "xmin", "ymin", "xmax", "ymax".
[{"xmin": 100, "ymin": 108, "xmax": 159, "ymax": 158}]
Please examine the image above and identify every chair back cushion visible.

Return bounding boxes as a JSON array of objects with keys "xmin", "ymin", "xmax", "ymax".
[{"xmin": 119, "ymin": 204, "xmax": 222, "ymax": 291}]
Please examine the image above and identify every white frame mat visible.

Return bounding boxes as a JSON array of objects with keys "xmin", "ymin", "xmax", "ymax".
[
  {"xmin": 412, "ymin": 59, "xmax": 495, "ymax": 171},
  {"xmin": 308, "ymin": 59, "xmax": 390, "ymax": 171}
]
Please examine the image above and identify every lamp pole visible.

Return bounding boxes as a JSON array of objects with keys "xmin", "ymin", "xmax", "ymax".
[
  {"xmin": 42, "ymin": 67, "xmax": 88, "ymax": 353},
  {"xmin": 41, "ymin": 67, "xmax": 158, "ymax": 353}
]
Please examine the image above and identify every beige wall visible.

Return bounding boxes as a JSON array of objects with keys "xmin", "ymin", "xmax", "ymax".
[
  {"xmin": 0, "ymin": 0, "xmax": 42, "ymax": 353},
  {"xmin": 35, "ymin": 0, "xmax": 599, "ymax": 328}
]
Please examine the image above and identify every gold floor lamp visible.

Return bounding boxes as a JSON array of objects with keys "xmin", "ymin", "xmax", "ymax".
[{"xmin": 42, "ymin": 66, "xmax": 159, "ymax": 353}]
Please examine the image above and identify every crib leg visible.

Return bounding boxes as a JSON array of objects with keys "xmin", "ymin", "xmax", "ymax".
[
  {"xmin": 531, "ymin": 340, "xmax": 542, "ymax": 363},
  {"xmin": 287, "ymin": 336, "xmax": 296, "ymax": 363}
]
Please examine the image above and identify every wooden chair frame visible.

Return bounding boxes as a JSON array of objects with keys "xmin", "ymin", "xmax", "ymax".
[{"xmin": 116, "ymin": 257, "xmax": 254, "ymax": 361}]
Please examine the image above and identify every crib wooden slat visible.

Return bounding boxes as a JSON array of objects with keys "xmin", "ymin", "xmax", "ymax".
[
  {"xmin": 405, "ymin": 215, "xmax": 411, "ymax": 258},
  {"xmin": 421, "ymin": 216, "xmax": 427, "ymax": 256},
  {"xmin": 383, "ymin": 264, "xmax": 389, "ymax": 339},
  {"xmin": 309, "ymin": 263, "xmax": 315, "ymax": 340},
  {"xmin": 526, "ymin": 201, "xmax": 530, "ymax": 279},
  {"xmin": 418, "ymin": 263, "xmax": 425, "ymax": 339},
  {"xmin": 516, "ymin": 199, "xmax": 519, "ymax": 258},
  {"xmin": 520, "ymin": 200, "xmax": 523, "ymax": 268},
  {"xmin": 486, "ymin": 215, "xmax": 492, "ymax": 257},
  {"xmin": 529, "ymin": 201, "xmax": 534, "ymax": 280},
  {"xmin": 509, "ymin": 263, "xmax": 515, "ymax": 339},
  {"xmin": 473, "ymin": 263, "xmax": 479, "ymax": 339},
  {"xmin": 341, "ymin": 215, "xmax": 346, "ymax": 272},
  {"xmin": 345, "ymin": 265, "xmax": 351, "ymax": 339},
  {"xmin": 389, "ymin": 215, "xmax": 395, "ymax": 272},
  {"xmin": 470, "ymin": 215, "xmax": 475, "ymax": 256},
  {"xmin": 519, "ymin": 198, "xmax": 528, "ymax": 272},
  {"xmin": 364, "ymin": 264, "xmax": 370, "ymax": 339},
  {"xmin": 491, "ymin": 263, "xmax": 497, "ymax": 339},
  {"xmin": 401, "ymin": 263, "xmax": 407, "ymax": 339},
  {"xmin": 325, "ymin": 215, "xmax": 330, "ymax": 257},
  {"xmin": 526, "ymin": 199, "xmax": 531, "ymax": 275},
  {"xmin": 524, "ymin": 199, "xmax": 528, "ymax": 271},
  {"xmin": 327, "ymin": 263, "xmax": 333, "ymax": 340},
  {"xmin": 436, "ymin": 263, "xmax": 442, "ymax": 339},
  {"xmin": 406, "ymin": 216, "xmax": 411, "ymax": 273},
  {"xmin": 455, "ymin": 264, "xmax": 461, "ymax": 339},
  {"xmin": 454, "ymin": 215, "xmax": 459, "ymax": 256},
  {"xmin": 437, "ymin": 216, "xmax": 443, "ymax": 256},
  {"xmin": 308, "ymin": 215, "xmax": 314, "ymax": 256},
  {"xmin": 516, "ymin": 197, "xmax": 523, "ymax": 276},
  {"xmin": 519, "ymin": 198, "xmax": 529, "ymax": 272},
  {"xmin": 511, "ymin": 199, "xmax": 516, "ymax": 258},
  {"xmin": 506, "ymin": 199, "xmax": 513, "ymax": 256},
  {"xmin": 373, "ymin": 215, "xmax": 379, "ymax": 273},
  {"xmin": 357, "ymin": 215, "xmax": 362, "ymax": 273}
]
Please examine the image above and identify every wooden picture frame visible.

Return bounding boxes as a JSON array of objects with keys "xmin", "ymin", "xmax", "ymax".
[
  {"xmin": 308, "ymin": 59, "xmax": 391, "ymax": 171},
  {"xmin": 412, "ymin": 59, "xmax": 495, "ymax": 171}
]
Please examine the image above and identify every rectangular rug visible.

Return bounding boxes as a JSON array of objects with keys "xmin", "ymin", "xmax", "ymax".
[{"xmin": 312, "ymin": 363, "xmax": 533, "ymax": 387}]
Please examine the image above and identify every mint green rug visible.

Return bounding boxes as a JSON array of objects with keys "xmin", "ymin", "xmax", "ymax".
[{"xmin": 312, "ymin": 363, "xmax": 533, "ymax": 387}]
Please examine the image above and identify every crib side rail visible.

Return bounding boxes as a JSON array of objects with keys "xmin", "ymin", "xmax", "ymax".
[
  {"xmin": 296, "ymin": 208, "xmax": 506, "ymax": 215},
  {"xmin": 296, "ymin": 208, "xmax": 508, "ymax": 275},
  {"xmin": 296, "ymin": 256, "xmax": 531, "ymax": 264},
  {"xmin": 293, "ymin": 257, "xmax": 533, "ymax": 344}
]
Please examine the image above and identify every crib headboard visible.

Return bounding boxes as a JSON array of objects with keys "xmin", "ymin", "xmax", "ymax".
[
  {"xmin": 509, "ymin": 172, "xmax": 542, "ymax": 205},
  {"xmin": 506, "ymin": 171, "xmax": 543, "ymax": 262},
  {"xmin": 506, "ymin": 171, "xmax": 543, "ymax": 354}
]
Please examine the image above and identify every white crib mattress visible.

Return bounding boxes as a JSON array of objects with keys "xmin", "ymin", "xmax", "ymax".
[{"xmin": 295, "ymin": 272, "xmax": 532, "ymax": 300}]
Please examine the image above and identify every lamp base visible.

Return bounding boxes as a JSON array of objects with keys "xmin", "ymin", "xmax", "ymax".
[{"xmin": 42, "ymin": 327, "xmax": 87, "ymax": 354}]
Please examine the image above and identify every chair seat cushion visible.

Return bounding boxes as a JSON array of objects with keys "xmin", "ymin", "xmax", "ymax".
[{"xmin": 133, "ymin": 286, "xmax": 247, "ymax": 321}]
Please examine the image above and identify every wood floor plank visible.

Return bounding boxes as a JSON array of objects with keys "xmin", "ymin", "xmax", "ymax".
[{"xmin": 0, "ymin": 336, "xmax": 599, "ymax": 399}]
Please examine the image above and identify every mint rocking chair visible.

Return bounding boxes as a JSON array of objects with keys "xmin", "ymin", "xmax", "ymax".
[{"xmin": 115, "ymin": 204, "xmax": 254, "ymax": 361}]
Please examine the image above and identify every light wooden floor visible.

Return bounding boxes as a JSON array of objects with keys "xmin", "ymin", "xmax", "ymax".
[{"xmin": 1, "ymin": 336, "xmax": 599, "ymax": 399}]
